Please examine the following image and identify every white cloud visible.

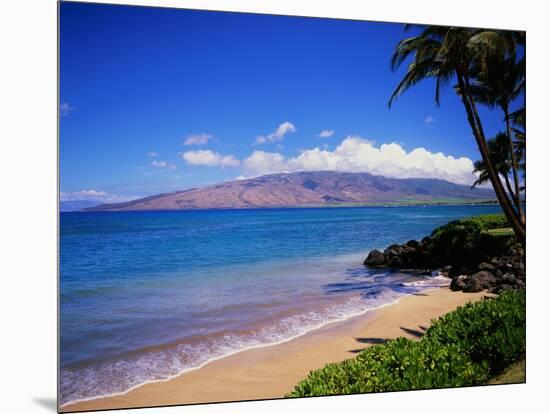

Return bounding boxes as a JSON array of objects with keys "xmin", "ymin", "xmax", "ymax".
[
  {"xmin": 243, "ymin": 136, "xmax": 476, "ymax": 185},
  {"xmin": 254, "ymin": 121, "xmax": 297, "ymax": 145},
  {"xmin": 424, "ymin": 116, "xmax": 437, "ymax": 124},
  {"xmin": 184, "ymin": 133, "xmax": 213, "ymax": 146},
  {"xmin": 243, "ymin": 151, "xmax": 287, "ymax": 176},
  {"xmin": 147, "ymin": 152, "xmax": 159, "ymax": 157},
  {"xmin": 318, "ymin": 129, "xmax": 335, "ymax": 138},
  {"xmin": 181, "ymin": 150, "xmax": 240, "ymax": 167},
  {"xmin": 151, "ymin": 160, "xmax": 176, "ymax": 170},
  {"xmin": 60, "ymin": 102, "xmax": 76, "ymax": 116},
  {"xmin": 60, "ymin": 190, "xmax": 132, "ymax": 203}
]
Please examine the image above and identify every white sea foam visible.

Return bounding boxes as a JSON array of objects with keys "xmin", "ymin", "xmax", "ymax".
[{"xmin": 400, "ymin": 274, "xmax": 451, "ymax": 288}]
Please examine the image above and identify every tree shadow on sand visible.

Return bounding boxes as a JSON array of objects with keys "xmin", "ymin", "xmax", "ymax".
[
  {"xmin": 348, "ymin": 326, "xmax": 428, "ymax": 354},
  {"xmin": 400, "ymin": 325, "xmax": 427, "ymax": 338}
]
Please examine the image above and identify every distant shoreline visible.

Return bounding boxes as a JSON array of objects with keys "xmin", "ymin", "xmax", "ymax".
[{"xmin": 62, "ymin": 200, "xmax": 500, "ymax": 213}]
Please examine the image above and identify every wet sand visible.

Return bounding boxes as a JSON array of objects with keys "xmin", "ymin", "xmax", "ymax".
[{"xmin": 62, "ymin": 288, "xmax": 489, "ymax": 412}]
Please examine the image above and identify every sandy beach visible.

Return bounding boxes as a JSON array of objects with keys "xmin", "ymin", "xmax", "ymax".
[{"xmin": 62, "ymin": 288, "xmax": 489, "ymax": 412}]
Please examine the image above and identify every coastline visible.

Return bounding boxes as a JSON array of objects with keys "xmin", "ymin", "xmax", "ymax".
[
  {"xmin": 61, "ymin": 287, "xmax": 489, "ymax": 413},
  {"xmin": 78, "ymin": 200, "xmax": 499, "ymax": 213}
]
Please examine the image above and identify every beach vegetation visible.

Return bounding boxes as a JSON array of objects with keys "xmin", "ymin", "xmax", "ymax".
[
  {"xmin": 427, "ymin": 213, "xmax": 515, "ymax": 262},
  {"xmin": 389, "ymin": 26, "xmax": 525, "ymax": 242},
  {"xmin": 287, "ymin": 289, "xmax": 525, "ymax": 397}
]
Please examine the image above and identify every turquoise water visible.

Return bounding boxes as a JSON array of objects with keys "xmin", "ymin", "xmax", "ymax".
[{"xmin": 59, "ymin": 204, "xmax": 500, "ymax": 405}]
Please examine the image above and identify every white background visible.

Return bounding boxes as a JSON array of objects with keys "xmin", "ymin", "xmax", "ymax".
[{"xmin": 0, "ymin": 0, "xmax": 547, "ymax": 413}]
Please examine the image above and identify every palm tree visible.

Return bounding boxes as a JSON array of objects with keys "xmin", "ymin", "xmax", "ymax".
[
  {"xmin": 510, "ymin": 107, "xmax": 526, "ymax": 177},
  {"xmin": 388, "ymin": 25, "xmax": 525, "ymax": 241},
  {"xmin": 461, "ymin": 48, "xmax": 525, "ymax": 224},
  {"xmin": 471, "ymin": 132, "xmax": 518, "ymax": 208}
]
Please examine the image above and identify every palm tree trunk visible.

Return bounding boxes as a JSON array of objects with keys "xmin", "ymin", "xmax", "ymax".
[
  {"xmin": 456, "ymin": 70, "xmax": 525, "ymax": 242},
  {"xmin": 504, "ymin": 106, "xmax": 525, "ymax": 225},
  {"xmin": 503, "ymin": 173, "xmax": 517, "ymax": 212}
]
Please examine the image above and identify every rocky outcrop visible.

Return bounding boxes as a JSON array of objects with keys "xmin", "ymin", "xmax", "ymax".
[
  {"xmin": 364, "ymin": 238, "xmax": 525, "ymax": 294},
  {"xmin": 362, "ymin": 239, "xmax": 434, "ymax": 271},
  {"xmin": 448, "ymin": 255, "xmax": 525, "ymax": 293},
  {"xmin": 364, "ymin": 250, "xmax": 387, "ymax": 267}
]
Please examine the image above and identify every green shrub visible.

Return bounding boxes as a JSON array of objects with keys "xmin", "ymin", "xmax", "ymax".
[
  {"xmin": 425, "ymin": 289, "xmax": 526, "ymax": 374},
  {"xmin": 425, "ymin": 214, "xmax": 515, "ymax": 267},
  {"xmin": 287, "ymin": 290, "xmax": 525, "ymax": 398}
]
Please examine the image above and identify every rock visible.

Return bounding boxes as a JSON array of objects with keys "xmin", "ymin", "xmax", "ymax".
[
  {"xmin": 513, "ymin": 261, "xmax": 525, "ymax": 274},
  {"xmin": 489, "ymin": 284, "xmax": 514, "ymax": 294},
  {"xmin": 403, "ymin": 246, "xmax": 416, "ymax": 255},
  {"xmin": 450, "ymin": 275, "xmax": 468, "ymax": 291},
  {"xmin": 478, "ymin": 262, "xmax": 496, "ymax": 271},
  {"xmin": 516, "ymin": 247, "xmax": 525, "ymax": 257},
  {"xmin": 501, "ymin": 273, "xmax": 517, "ymax": 285},
  {"xmin": 470, "ymin": 271, "xmax": 497, "ymax": 289},
  {"xmin": 384, "ymin": 244, "xmax": 404, "ymax": 259},
  {"xmin": 463, "ymin": 277, "xmax": 484, "ymax": 293},
  {"xmin": 406, "ymin": 239, "xmax": 420, "ymax": 248},
  {"xmin": 389, "ymin": 256, "xmax": 403, "ymax": 268},
  {"xmin": 441, "ymin": 265, "xmax": 453, "ymax": 278},
  {"xmin": 417, "ymin": 241, "xmax": 430, "ymax": 252},
  {"xmin": 364, "ymin": 250, "xmax": 387, "ymax": 267}
]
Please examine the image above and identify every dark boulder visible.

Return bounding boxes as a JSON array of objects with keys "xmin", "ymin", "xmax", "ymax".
[
  {"xmin": 501, "ymin": 273, "xmax": 518, "ymax": 285},
  {"xmin": 470, "ymin": 271, "xmax": 497, "ymax": 289},
  {"xmin": 450, "ymin": 275, "xmax": 467, "ymax": 291},
  {"xmin": 513, "ymin": 261, "xmax": 525, "ymax": 275},
  {"xmin": 389, "ymin": 256, "xmax": 403, "ymax": 268},
  {"xmin": 384, "ymin": 244, "xmax": 404, "ymax": 260},
  {"xmin": 478, "ymin": 262, "xmax": 496, "ymax": 271},
  {"xmin": 441, "ymin": 265, "xmax": 453, "ymax": 278},
  {"xmin": 364, "ymin": 250, "xmax": 387, "ymax": 267},
  {"xmin": 463, "ymin": 277, "xmax": 484, "ymax": 293},
  {"xmin": 402, "ymin": 246, "xmax": 417, "ymax": 255},
  {"xmin": 489, "ymin": 284, "xmax": 514, "ymax": 294},
  {"xmin": 406, "ymin": 239, "xmax": 420, "ymax": 248}
]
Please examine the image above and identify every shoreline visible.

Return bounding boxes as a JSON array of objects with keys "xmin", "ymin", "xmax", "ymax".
[
  {"xmin": 61, "ymin": 287, "xmax": 490, "ymax": 413},
  {"xmin": 73, "ymin": 201, "xmax": 499, "ymax": 213},
  {"xmin": 58, "ymin": 282, "xmax": 428, "ymax": 408}
]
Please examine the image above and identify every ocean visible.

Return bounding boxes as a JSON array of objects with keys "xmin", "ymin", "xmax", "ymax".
[{"xmin": 59, "ymin": 204, "xmax": 500, "ymax": 405}]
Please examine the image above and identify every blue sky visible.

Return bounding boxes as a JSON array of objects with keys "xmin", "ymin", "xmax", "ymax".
[{"xmin": 59, "ymin": 2, "xmax": 520, "ymax": 202}]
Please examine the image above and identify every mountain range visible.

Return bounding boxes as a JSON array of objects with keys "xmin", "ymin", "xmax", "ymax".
[{"xmin": 84, "ymin": 171, "xmax": 495, "ymax": 211}]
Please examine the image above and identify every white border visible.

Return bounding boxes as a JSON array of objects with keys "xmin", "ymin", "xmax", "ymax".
[{"xmin": 1, "ymin": 1, "xmax": 547, "ymax": 413}]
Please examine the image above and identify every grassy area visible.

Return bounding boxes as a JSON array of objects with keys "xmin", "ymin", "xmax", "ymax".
[
  {"xmin": 485, "ymin": 227, "xmax": 514, "ymax": 237},
  {"xmin": 488, "ymin": 359, "xmax": 525, "ymax": 385},
  {"xmin": 287, "ymin": 290, "xmax": 525, "ymax": 397}
]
